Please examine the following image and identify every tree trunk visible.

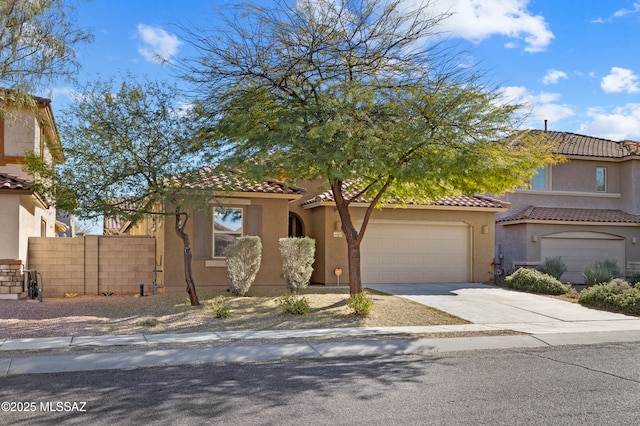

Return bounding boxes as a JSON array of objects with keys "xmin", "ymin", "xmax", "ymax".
[
  {"xmin": 345, "ymin": 237, "xmax": 363, "ymax": 295},
  {"xmin": 331, "ymin": 177, "xmax": 393, "ymax": 296},
  {"xmin": 174, "ymin": 210, "xmax": 200, "ymax": 306},
  {"xmin": 332, "ymin": 180, "xmax": 363, "ymax": 295}
]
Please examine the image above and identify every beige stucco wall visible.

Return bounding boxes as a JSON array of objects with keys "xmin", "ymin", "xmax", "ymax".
[
  {"xmin": 162, "ymin": 196, "xmax": 294, "ymax": 293},
  {"xmin": 0, "ymin": 195, "xmax": 20, "ymax": 259},
  {"xmin": 290, "ymin": 203, "xmax": 498, "ymax": 285},
  {"xmin": 2, "ymin": 111, "xmax": 44, "ymax": 180},
  {"xmin": 498, "ymin": 157, "xmax": 640, "ymax": 217},
  {"xmin": 497, "ymin": 222, "xmax": 640, "ymax": 274},
  {"xmin": 0, "ymin": 194, "xmax": 56, "ymax": 263}
]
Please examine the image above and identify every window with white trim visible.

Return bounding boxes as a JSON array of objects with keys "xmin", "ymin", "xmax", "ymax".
[{"xmin": 213, "ymin": 207, "xmax": 243, "ymax": 257}]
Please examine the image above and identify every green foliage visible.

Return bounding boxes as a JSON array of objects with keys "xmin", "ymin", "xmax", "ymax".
[
  {"xmin": 276, "ymin": 293, "xmax": 311, "ymax": 315},
  {"xmin": 225, "ymin": 236, "xmax": 262, "ymax": 296},
  {"xmin": 627, "ymin": 272, "xmax": 640, "ymax": 285},
  {"xmin": 56, "ymin": 75, "xmax": 208, "ymax": 220},
  {"xmin": 583, "ymin": 259, "xmax": 621, "ymax": 286},
  {"xmin": 181, "ymin": 0, "xmax": 561, "ymax": 295},
  {"xmin": 209, "ymin": 295, "xmax": 231, "ymax": 319},
  {"xmin": 579, "ymin": 279, "xmax": 640, "ymax": 315},
  {"xmin": 536, "ymin": 257, "xmax": 567, "ymax": 281},
  {"xmin": 505, "ymin": 268, "xmax": 572, "ymax": 295},
  {"xmin": 348, "ymin": 290, "xmax": 374, "ymax": 316},
  {"xmin": 0, "ymin": 0, "xmax": 92, "ymax": 110},
  {"xmin": 279, "ymin": 237, "xmax": 316, "ymax": 292}
]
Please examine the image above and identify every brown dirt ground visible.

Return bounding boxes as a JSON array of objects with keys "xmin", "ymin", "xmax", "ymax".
[{"xmin": 0, "ymin": 288, "xmax": 473, "ymax": 339}]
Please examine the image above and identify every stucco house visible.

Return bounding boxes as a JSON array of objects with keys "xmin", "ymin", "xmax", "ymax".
[
  {"xmin": 151, "ymin": 169, "xmax": 509, "ymax": 292},
  {"xmin": 495, "ymin": 130, "xmax": 640, "ymax": 283},
  {"xmin": 0, "ymin": 94, "xmax": 64, "ymax": 299}
]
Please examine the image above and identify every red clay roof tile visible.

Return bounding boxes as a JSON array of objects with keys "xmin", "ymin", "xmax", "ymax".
[
  {"xmin": 497, "ymin": 205, "xmax": 640, "ymax": 223},
  {"xmin": 0, "ymin": 173, "xmax": 32, "ymax": 191}
]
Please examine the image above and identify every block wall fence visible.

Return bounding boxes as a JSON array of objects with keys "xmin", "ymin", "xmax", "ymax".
[{"xmin": 27, "ymin": 236, "xmax": 156, "ymax": 298}]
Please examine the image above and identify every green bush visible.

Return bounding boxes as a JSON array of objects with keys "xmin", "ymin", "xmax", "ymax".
[
  {"xmin": 209, "ymin": 295, "xmax": 231, "ymax": 319},
  {"xmin": 276, "ymin": 293, "xmax": 311, "ymax": 315},
  {"xmin": 225, "ymin": 236, "xmax": 262, "ymax": 296},
  {"xmin": 536, "ymin": 257, "xmax": 567, "ymax": 281},
  {"xmin": 583, "ymin": 259, "xmax": 621, "ymax": 286},
  {"xmin": 579, "ymin": 279, "xmax": 640, "ymax": 315},
  {"xmin": 505, "ymin": 268, "xmax": 571, "ymax": 295},
  {"xmin": 279, "ymin": 237, "xmax": 315, "ymax": 292},
  {"xmin": 627, "ymin": 272, "xmax": 640, "ymax": 285},
  {"xmin": 347, "ymin": 290, "xmax": 374, "ymax": 316}
]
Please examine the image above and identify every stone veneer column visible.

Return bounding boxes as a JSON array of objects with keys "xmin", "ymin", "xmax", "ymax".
[{"xmin": 0, "ymin": 259, "xmax": 26, "ymax": 299}]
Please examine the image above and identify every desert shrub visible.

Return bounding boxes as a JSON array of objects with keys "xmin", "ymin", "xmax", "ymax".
[
  {"xmin": 279, "ymin": 237, "xmax": 315, "ymax": 292},
  {"xmin": 347, "ymin": 290, "xmax": 374, "ymax": 316},
  {"xmin": 137, "ymin": 317, "xmax": 160, "ymax": 327},
  {"xmin": 583, "ymin": 259, "xmax": 621, "ymax": 286},
  {"xmin": 579, "ymin": 279, "xmax": 640, "ymax": 315},
  {"xmin": 209, "ymin": 295, "xmax": 231, "ymax": 319},
  {"xmin": 277, "ymin": 293, "xmax": 311, "ymax": 315},
  {"xmin": 505, "ymin": 268, "xmax": 571, "ymax": 295},
  {"xmin": 536, "ymin": 257, "xmax": 567, "ymax": 281},
  {"xmin": 627, "ymin": 272, "xmax": 640, "ymax": 285},
  {"xmin": 225, "ymin": 236, "xmax": 262, "ymax": 296}
]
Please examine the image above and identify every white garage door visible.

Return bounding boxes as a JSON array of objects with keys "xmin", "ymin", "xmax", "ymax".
[
  {"xmin": 541, "ymin": 232, "xmax": 625, "ymax": 284},
  {"xmin": 361, "ymin": 221, "xmax": 470, "ymax": 284}
]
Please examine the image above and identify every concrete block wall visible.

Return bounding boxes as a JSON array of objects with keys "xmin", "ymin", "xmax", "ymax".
[
  {"xmin": 98, "ymin": 236, "xmax": 155, "ymax": 294},
  {"xmin": 28, "ymin": 236, "xmax": 156, "ymax": 297},
  {"xmin": 0, "ymin": 259, "xmax": 25, "ymax": 299}
]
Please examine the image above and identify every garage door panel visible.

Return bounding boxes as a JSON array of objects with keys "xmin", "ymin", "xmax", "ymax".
[
  {"xmin": 361, "ymin": 222, "xmax": 470, "ymax": 284},
  {"xmin": 541, "ymin": 235, "xmax": 625, "ymax": 284}
]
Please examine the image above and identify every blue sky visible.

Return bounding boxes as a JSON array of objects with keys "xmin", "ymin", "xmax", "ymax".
[{"xmin": 45, "ymin": 0, "xmax": 640, "ymax": 142}]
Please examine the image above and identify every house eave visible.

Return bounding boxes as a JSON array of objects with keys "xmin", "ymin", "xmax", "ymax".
[
  {"xmin": 216, "ymin": 191, "xmax": 303, "ymax": 200},
  {"xmin": 498, "ymin": 219, "xmax": 640, "ymax": 227},
  {"xmin": 303, "ymin": 201, "xmax": 508, "ymax": 213},
  {"xmin": 0, "ymin": 189, "xmax": 49, "ymax": 209}
]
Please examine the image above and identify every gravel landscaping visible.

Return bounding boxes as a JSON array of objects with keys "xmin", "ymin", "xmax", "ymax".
[{"xmin": 0, "ymin": 288, "xmax": 469, "ymax": 339}]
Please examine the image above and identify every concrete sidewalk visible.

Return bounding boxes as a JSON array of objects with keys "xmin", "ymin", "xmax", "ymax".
[{"xmin": 2, "ymin": 323, "xmax": 640, "ymax": 376}]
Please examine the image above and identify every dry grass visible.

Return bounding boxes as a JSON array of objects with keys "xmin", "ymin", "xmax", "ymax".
[{"xmin": 0, "ymin": 288, "xmax": 469, "ymax": 339}]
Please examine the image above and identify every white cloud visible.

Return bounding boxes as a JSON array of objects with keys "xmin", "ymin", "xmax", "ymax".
[
  {"xmin": 579, "ymin": 104, "xmax": 640, "ymax": 140},
  {"xmin": 593, "ymin": 2, "xmax": 640, "ymax": 23},
  {"xmin": 601, "ymin": 67, "xmax": 640, "ymax": 94},
  {"xmin": 613, "ymin": 2, "xmax": 640, "ymax": 18},
  {"xmin": 136, "ymin": 24, "xmax": 182, "ymax": 64},
  {"xmin": 429, "ymin": 0, "xmax": 554, "ymax": 52},
  {"xmin": 542, "ymin": 69, "xmax": 568, "ymax": 85},
  {"xmin": 499, "ymin": 85, "xmax": 574, "ymax": 128}
]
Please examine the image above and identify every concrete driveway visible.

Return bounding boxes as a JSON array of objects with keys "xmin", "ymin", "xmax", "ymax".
[{"xmin": 367, "ymin": 283, "xmax": 640, "ymax": 334}]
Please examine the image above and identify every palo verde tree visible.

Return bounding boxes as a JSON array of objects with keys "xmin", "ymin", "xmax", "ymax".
[
  {"xmin": 180, "ymin": 0, "xmax": 559, "ymax": 295},
  {"xmin": 56, "ymin": 76, "xmax": 210, "ymax": 305},
  {"xmin": 0, "ymin": 0, "xmax": 92, "ymax": 112}
]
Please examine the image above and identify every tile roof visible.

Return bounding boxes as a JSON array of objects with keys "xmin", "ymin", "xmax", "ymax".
[
  {"xmin": 532, "ymin": 130, "xmax": 640, "ymax": 158},
  {"xmin": 183, "ymin": 168, "xmax": 306, "ymax": 195},
  {"xmin": 497, "ymin": 205, "xmax": 640, "ymax": 224},
  {"xmin": 301, "ymin": 186, "xmax": 509, "ymax": 209},
  {"xmin": 0, "ymin": 173, "xmax": 33, "ymax": 191}
]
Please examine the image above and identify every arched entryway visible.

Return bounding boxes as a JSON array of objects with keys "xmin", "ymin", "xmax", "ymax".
[{"xmin": 288, "ymin": 213, "xmax": 304, "ymax": 238}]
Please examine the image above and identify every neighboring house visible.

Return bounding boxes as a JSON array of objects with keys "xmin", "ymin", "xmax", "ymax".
[
  {"xmin": 495, "ymin": 130, "xmax": 640, "ymax": 283},
  {"xmin": 150, "ymin": 169, "xmax": 508, "ymax": 292},
  {"xmin": 0, "ymin": 93, "xmax": 64, "ymax": 299}
]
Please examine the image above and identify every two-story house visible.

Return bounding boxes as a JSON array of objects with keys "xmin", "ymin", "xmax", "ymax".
[
  {"xmin": 0, "ymin": 93, "xmax": 64, "ymax": 299},
  {"xmin": 495, "ymin": 130, "xmax": 640, "ymax": 283}
]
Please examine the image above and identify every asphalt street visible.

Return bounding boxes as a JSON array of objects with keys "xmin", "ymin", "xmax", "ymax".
[{"xmin": 1, "ymin": 342, "xmax": 639, "ymax": 425}]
